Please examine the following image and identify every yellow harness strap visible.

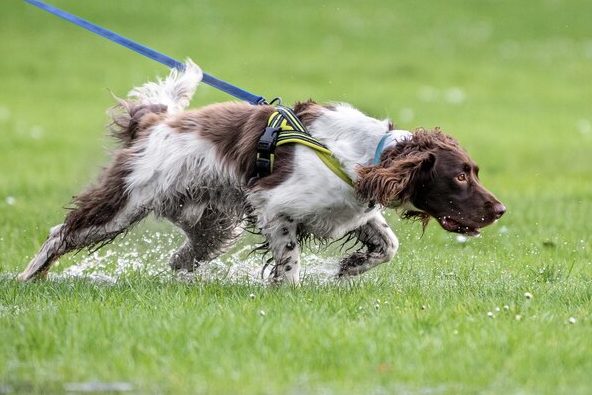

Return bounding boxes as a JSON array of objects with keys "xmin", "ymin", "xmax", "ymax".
[{"xmin": 267, "ymin": 110, "xmax": 353, "ymax": 187}]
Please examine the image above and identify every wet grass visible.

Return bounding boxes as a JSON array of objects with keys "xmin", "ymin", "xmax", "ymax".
[{"xmin": 1, "ymin": 0, "xmax": 591, "ymax": 393}]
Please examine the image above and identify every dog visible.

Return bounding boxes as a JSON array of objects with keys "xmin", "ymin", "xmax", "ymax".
[{"xmin": 18, "ymin": 60, "xmax": 505, "ymax": 283}]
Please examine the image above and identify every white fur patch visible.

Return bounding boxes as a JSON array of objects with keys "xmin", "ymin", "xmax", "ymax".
[
  {"xmin": 128, "ymin": 59, "xmax": 202, "ymax": 114},
  {"xmin": 306, "ymin": 104, "xmax": 396, "ymax": 177},
  {"xmin": 125, "ymin": 124, "xmax": 224, "ymax": 208}
]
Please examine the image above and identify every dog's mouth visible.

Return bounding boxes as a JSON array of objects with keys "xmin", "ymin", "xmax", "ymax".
[{"xmin": 438, "ymin": 216, "xmax": 481, "ymax": 236}]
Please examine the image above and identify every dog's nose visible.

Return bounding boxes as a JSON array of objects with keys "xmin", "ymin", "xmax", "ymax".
[{"xmin": 493, "ymin": 203, "xmax": 506, "ymax": 219}]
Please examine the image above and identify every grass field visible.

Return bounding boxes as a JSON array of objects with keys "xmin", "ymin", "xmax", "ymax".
[{"xmin": 1, "ymin": 0, "xmax": 591, "ymax": 393}]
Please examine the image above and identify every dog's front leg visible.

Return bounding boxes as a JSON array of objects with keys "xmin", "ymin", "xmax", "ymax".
[
  {"xmin": 338, "ymin": 213, "xmax": 399, "ymax": 277},
  {"xmin": 263, "ymin": 217, "xmax": 300, "ymax": 284}
]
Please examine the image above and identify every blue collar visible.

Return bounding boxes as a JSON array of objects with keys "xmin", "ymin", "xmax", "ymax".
[
  {"xmin": 372, "ymin": 131, "xmax": 412, "ymax": 165},
  {"xmin": 372, "ymin": 134, "xmax": 392, "ymax": 165}
]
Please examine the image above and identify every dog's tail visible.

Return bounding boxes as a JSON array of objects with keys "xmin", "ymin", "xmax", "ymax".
[{"xmin": 109, "ymin": 59, "xmax": 203, "ymax": 145}]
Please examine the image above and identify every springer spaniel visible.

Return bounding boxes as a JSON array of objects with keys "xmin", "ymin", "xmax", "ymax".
[{"xmin": 18, "ymin": 60, "xmax": 505, "ymax": 283}]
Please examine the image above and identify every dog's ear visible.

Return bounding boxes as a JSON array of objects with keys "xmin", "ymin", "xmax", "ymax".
[{"xmin": 356, "ymin": 151, "xmax": 435, "ymax": 206}]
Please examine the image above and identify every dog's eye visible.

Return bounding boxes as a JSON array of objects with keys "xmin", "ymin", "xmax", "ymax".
[{"xmin": 456, "ymin": 173, "xmax": 467, "ymax": 182}]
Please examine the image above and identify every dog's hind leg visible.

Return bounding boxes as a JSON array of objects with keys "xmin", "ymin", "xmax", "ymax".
[
  {"xmin": 18, "ymin": 223, "xmax": 70, "ymax": 281},
  {"xmin": 17, "ymin": 203, "xmax": 148, "ymax": 282},
  {"xmin": 18, "ymin": 151, "xmax": 149, "ymax": 281},
  {"xmin": 168, "ymin": 204, "xmax": 244, "ymax": 272},
  {"xmin": 337, "ymin": 213, "xmax": 399, "ymax": 277},
  {"xmin": 262, "ymin": 216, "xmax": 300, "ymax": 284}
]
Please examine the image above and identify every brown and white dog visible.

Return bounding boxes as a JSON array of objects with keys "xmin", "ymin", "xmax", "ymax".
[{"xmin": 18, "ymin": 60, "xmax": 505, "ymax": 283}]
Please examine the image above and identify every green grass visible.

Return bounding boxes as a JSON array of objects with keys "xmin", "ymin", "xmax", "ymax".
[{"xmin": 1, "ymin": 0, "xmax": 591, "ymax": 393}]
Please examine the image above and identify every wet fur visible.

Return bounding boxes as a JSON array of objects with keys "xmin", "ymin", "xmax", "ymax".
[{"xmin": 19, "ymin": 60, "xmax": 503, "ymax": 283}]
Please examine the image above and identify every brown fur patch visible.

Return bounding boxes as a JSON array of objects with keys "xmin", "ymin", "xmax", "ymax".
[
  {"xmin": 169, "ymin": 101, "xmax": 325, "ymax": 189},
  {"xmin": 355, "ymin": 129, "xmax": 458, "ymax": 206},
  {"xmin": 110, "ymin": 101, "xmax": 168, "ymax": 146},
  {"xmin": 402, "ymin": 210, "xmax": 431, "ymax": 233},
  {"xmin": 253, "ymin": 146, "xmax": 295, "ymax": 189},
  {"xmin": 292, "ymin": 100, "xmax": 325, "ymax": 125},
  {"xmin": 169, "ymin": 102, "xmax": 275, "ymax": 180},
  {"xmin": 63, "ymin": 149, "xmax": 133, "ymax": 235}
]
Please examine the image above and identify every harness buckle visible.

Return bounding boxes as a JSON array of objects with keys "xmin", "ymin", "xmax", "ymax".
[
  {"xmin": 257, "ymin": 126, "xmax": 280, "ymax": 152},
  {"xmin": 255, "ymin": 126, "xmax": 280, "ymax": 178},
  {"xmin": 255, "ymin": 157, "xmax": 272, "ymax": 177}
]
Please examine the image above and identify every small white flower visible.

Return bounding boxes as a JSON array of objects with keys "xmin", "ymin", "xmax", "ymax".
[
  {"xmin": 495, "ymin": 307, "xmax": 501, "ymax": 312},
  {"xmin": 524, "ymin": 292, "xmax": 533, "ymax": 300},
  {"xmin": 503, "ymin": 305, "xmax": 510, "ymax": 311},
  {"xmin": 259, "ymin": 310, "xmax": 266, "ymax": 317},
  {"xmin": 5, "ymin": 196, "xmax": 16, "ymax": 205},
  {"xmin": 568, "ymin": 317, "xmax": 577, "ymax": 324},
  {"xmin": 249, "ymin": 293, "xmax": 256, "ymax": 299},
  {"xmin": 421, "ymin": 305, "xmax": 427, "ymax": 310},
  {"xmin": 487, "ymin": 311, "xmax": 494, "ymax": 318},
  {"xmin": 374, "ymin": 304, "xmax": 380, "ymax": 310},
  {"xmin": 515, "ymin": 314, "xmax": 522, "ymax": 321}
]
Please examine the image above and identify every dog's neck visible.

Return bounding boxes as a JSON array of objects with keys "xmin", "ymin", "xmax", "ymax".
[
  {"xmin": 307, "ymin": 104, "xmax": 411, "ymax": 181},
  {"xmin": 371, "ymin": 130, "xmax": 413, "ymax": 165}
]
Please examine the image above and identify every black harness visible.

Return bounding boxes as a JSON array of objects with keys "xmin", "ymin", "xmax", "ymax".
[{"xmin": 253, "ymin": 105, "xmax": 353, "ymax": 186}]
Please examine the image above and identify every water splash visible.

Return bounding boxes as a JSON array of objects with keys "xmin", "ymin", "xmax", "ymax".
[{"xmin": 56, "ymin": 231, "xmax": 340, "ymax": 284}]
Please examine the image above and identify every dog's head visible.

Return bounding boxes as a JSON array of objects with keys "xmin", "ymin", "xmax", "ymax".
[{"xmin": 356, "ymin": 129, "xmax": 505, "ymax": 236}]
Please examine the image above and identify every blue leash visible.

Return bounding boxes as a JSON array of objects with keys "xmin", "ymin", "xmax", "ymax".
[{"xmin": 24, "ymin": 0, "xmax": 267, "ymax": 105}]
